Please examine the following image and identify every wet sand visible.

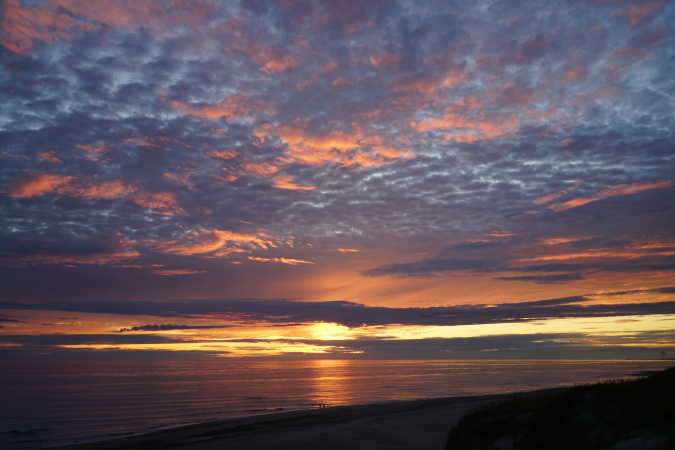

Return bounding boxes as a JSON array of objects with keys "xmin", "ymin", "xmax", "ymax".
[{"xmin": 51, "ymin": 393, "xmax": 516, "ymax": 450}]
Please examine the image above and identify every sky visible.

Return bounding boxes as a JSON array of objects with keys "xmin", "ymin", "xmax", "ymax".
[{"xmin": 1, "ymin": 0, "xmax": 674, "ymax": 360}]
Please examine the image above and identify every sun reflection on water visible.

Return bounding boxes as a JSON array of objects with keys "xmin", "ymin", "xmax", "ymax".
[{"xmin": 305, "ymin": 359, "xmax": 358, "ymax": 406}]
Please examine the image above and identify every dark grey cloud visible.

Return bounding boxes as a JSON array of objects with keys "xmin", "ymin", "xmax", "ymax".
[
  {"xmin": 2, "ymin": 291, "xmax": 674, "ymax": 328},
  {"xmin": 118, "ymin": 323, "xmax": 233, "ymax": 332},
  {"xmin": 0, "ymin": 314, "xmax": 20, "ymax": 323},
  {"xmin": 364, "ymin": 257, "xmax": 501, "ymax": 277},
  {"xmin": 299, "ymin": 331, "xmax": 675, "ymax": 360},
  {"xmin": 494, "ymin": 273, "xmax": 586, "ymax": 284},
  {"xmin": 0, "ymin": 333, "xmax": 179, "ymax": 346}
]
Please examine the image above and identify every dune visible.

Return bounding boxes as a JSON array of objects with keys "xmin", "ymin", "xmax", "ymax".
[{"xmin": 446, "ymin": 365, "xmax": 675, "ymax": 450}]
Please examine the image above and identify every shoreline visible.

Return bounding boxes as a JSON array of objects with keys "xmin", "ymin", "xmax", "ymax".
[
  {"xmin": 48, "ymin": 389, "xmax": 561, "ymax": 450},
  {"xmin": 32, "ymin": 361, "xmax": 670, "ymax": 450}
]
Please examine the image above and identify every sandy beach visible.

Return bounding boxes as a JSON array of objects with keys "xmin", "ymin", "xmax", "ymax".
[{"xmin": 51, "ymin": 393, "xmax": 514, "ymax": 450}]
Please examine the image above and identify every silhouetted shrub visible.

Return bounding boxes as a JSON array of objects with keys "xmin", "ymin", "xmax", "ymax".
[{"xmin": 446, "ymin": 365, "xmax": 675, "ymax": 450}]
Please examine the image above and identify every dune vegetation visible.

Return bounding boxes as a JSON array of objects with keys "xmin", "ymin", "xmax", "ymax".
[{"xmin": 446, "ymin": 365, "xmax": 675, "ymax": 450}]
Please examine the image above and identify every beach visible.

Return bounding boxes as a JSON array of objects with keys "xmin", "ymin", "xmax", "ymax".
[
  {"xmin": 7, "ymin": 359, "xmax": 671, "ymax": 450},
  {"xmin": 51, "ymin": 393, "xmax": 510, "ymax": 450}
]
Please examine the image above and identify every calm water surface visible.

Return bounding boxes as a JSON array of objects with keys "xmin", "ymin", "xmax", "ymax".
[{"xmin": 1, "ymin": 358, "xmax": 672, "ymax": 449}]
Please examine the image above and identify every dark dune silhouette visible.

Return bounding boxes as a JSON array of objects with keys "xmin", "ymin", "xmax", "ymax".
[{"xmin": 446, "ymin": 365, "xmax": 675, "ymax": 450}]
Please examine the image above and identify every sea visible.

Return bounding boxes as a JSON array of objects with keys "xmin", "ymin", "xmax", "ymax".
[{"xmin": 1, "ymin": 358, "xmax": 672, "ymax": 449}]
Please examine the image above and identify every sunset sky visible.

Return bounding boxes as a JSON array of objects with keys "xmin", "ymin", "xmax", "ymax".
[{"xmin": 1, "ymin": 0, "xmax": 674, "ymax": 359}]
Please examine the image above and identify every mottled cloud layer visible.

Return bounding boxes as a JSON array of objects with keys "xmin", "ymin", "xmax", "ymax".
[{"xmin": 1, "ymin": 0, "xmax": 674, "ymax": 357}]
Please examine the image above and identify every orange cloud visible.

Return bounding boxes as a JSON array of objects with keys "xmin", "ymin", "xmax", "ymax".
[
  {"xmin": 271, "ymin": 175, "xmax": 315, "ymax": 191},
  {"xmin": 38, "ymin": 152, "xmax": 62, "ymax": 164},
  {"xmin": 337, "ymin": 248, "xmax": 361, "ymax": 253},
  {"xmin": 486, "ymin": 232, "xmax": 514, "ymax": 238},
  {"xmin": 243, "ymin": 162, "xmax": 281, "ymax": 177},
  {"xmin": 519, "ymin": 248, "xmax": 675, "ymax": 263},
  {"xmin": 124, "ymin": 137, "xmax": 159, "ymax": 148},
  {"xmin": 539, "ymin": 237, "xmax": 589, "ymax": 246},
  {"xmin": 261, "ymin": 54, "xmax": 298, "ymax": 74},
  {"xmin": 76, "ymin": 144, "xmax": 108, "ymax": 161},
  {"xmin": 410, "ymin": 110, "xmax": 518, "ymax": 143},
  {"xmin": 548, "ymin": 180, "xmax": 675, "ymax": 212},
  {"xmin": 7, "ymin": 174, "xmax": 183, "ymax": 215},
  {"xmin": 254, "ymin": 121, "xmax": 413, "ymax": 168},
  {"xmin": 131, "ymin": 191, "xmax": 182, "ymax": 215},
  {"xmin": 65, "ymin": 179, "xmax": 132, "ymax": 200},
  {"xmin": 168, "ymin": 94, "xmax": 262, "ymax": 120},
  {"xmin": 208, "ymin": 149, "xmax": 239, "ymax": 160},
  {"xmin": 369, "ymin": 53, "xmax": 401, "ymax": 69},
  {"xmin": 534, "ymin": 182, "xmax": 583, "ymax": 205},
  {"xmin": 61, "ymin": 179, "xmax": 183, "ymax": 215},
  {"xmin": 23, "ymin": 250, "xmax": 140, "ymax": 266},
  {"xmin": 248, "ymin": 256, "xmax": 314, "ymax": 265},
  {"xmin": 629, "ymin": 241, "xmax": 675, "ymax": 250},
  {"xmin": 156, "ymin": 228, "xmax": 279, "ymax": 257},
  {"xmin": 8, "ymin": 174, "xmax": 74, "ymax": 198}
]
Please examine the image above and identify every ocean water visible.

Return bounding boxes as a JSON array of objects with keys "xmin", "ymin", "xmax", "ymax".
[{"xmin": 1, "ymin": 358, "xmax": 672, "ymax": 449}]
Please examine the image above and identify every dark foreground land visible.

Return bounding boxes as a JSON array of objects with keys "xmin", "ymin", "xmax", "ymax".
[
  {"xmin": 52, "ymin": 365, "xmax": 674, "ymax": 450},
  {"xmin": 446, "ymin": 365, "xmax": 675, "ymax": 450}
]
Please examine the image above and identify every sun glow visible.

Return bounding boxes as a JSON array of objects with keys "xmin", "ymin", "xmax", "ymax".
[{"xmin": 308, "ymin": 322, "xmax": 353, "ymax": 340}]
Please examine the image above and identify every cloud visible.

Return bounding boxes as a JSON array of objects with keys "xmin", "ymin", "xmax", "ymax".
[
  {"xmin": 0, "ymin": 333, "xmax": 180, "ymax": 346},
  {"xmin": 8, "ymin": 174, "xmax": 74, "ymax": 198},
  {"xmin": 0, "ymin": 314, "xmax": 20, "ymax": 323},
  {"xmin": 494, "ymin": 273, "xmax": 586, "ymax": 284},
  {"xmin": 271, "ymin": 175, "xmax": 315, "ymax": 191},
  {"xmin": 1, "ymin": 290, "xmax": 674, "ymax": 328},
  {"xmin": 151, "ymin": 269, "xmax": 206, "ymax": 276},
  {"xmin": 364, "ymin": 234, "xmax": 675, "ymax": 278},
  {"xmin": 152, "ymin": 228, "xmax": 282, "ymax": 258},
  {"xmin": 248, "ymin": 256, "xmax": 314, "ymax": 265},
  {"xmin": 3, "ymin": 330, "xmax": 672, "ymax": 360},
  {"xmin": 0, "ymin": 0, "xmax": 673, "ymax": 314},
  {"xmin": 613, "ymin": 0, "xmax": 665, "ymax": 27},
  {"xmin": 547, "ymin": 180, "xmax": 675, "ymax": 212},
  {"xmin": 0, "ymin": 0, "xmax": 215, "ymax": 54},
  {"xmin": 118, "ymin": 323, "xmax": 231, "ymax": 332},
  {"xmin": 535, "ymin": 183, "xmax": 583, "ymax": 206},
  {"xmin": 8, "ymin": 174, "xmax": 184, "ymax": 215},
  {"xmin": 364, "ymin": 257, "xmax": 502, "ymax": 277}
]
